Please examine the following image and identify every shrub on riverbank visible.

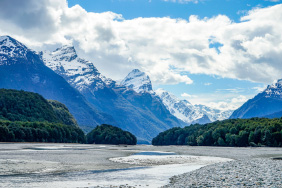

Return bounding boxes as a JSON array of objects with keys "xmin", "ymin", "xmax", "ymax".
[
  {"xmin": 152, "ymin": 118, "xmax": 282, "ymax": 147},
  {"xmin": 86, "ymin": 124, "xmax": 137, "ymax": 145}
]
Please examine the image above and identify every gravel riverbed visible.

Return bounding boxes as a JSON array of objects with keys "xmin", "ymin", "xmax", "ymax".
[{"xmin": 164, "ymin": 158, "xmax": 282, "ymax": 188}]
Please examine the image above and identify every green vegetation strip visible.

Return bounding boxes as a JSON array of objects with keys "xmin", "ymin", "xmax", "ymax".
[
  {"xmin": 152, "ymin": 118, "xmax": 282, "ymax": 147},
  {"xmin": 0, "ymin": 120, "xmax": 85, "ymax": 143}
]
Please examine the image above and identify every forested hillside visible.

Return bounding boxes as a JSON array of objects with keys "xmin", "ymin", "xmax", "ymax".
[
  {"xmin": 152, "ymin": 118, "xmax": 282, "ymax": 147},
  {"xmin": 0, "ymin": 89, "xmax": 77, "ymax": 126},
  {"xmin": 0, "ymin": 89, "xmax": 59, "ymax": 123},
  {"xmin": 0, "ymin": 89, "xmax": 84, "ymax": 143},
  {"xmin": 48, "ymin": 100, "xmax": 78, "ymax": 127}
]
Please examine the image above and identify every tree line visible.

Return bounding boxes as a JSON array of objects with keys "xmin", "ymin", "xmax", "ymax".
[
  {"xmin": 0, "ymin": 121, "xmax": 138, "ymax": 145},
  {"xmin": 0, "ymin": 120, "xmax": 85, "ymax": 143},
  {"xmin": 152, "ymin": 118, "xmax": 282, "ymax": 147}
]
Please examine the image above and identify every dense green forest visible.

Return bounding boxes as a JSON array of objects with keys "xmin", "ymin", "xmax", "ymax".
[
  {"xmin": 0, "ymin": 89, "xmax": 78, "ymax": 127},
  {"xmin": 0, "ymin": 89, "xmax": 83, "ymax": 143},
  {"xmin": 0, "ymin": 120, "xmax": 85, "ymax": 143},
  {"xmin": 0, "ymin": 89, "xmax": 59, "ymax": 123},
  {"xmin": 87, "ymin": 124, "xmax": 137, "ymax": 145},
  {"xmin": 48, "ymin": 100, "xmax": 78, "ymax": 127},
  {"xmin": 152, "ymin": 118, "xmax": 282, "ymax": 147}
]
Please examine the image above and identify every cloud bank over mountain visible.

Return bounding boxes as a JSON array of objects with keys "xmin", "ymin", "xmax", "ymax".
[{"xmin": 0, "ymin": 0, "xmax": 282, "ymax": 85}]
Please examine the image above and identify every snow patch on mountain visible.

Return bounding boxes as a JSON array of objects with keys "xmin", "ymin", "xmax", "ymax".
[
  {"xmin": 194, "ymin": 104, "xmax": 233, "ymax": 122},
  {"xmin": 155, "ymin": 89, "xmax": 206, "ymax": 124},
  {"xmin": 0, "ymin": 36, "xmax": 29, "ymax": 63},
  {"xmin": 42, "ymin": 45, "xmax": 109, "ymax": 91},
  {"xmin": 265, "ymin": 79, "xmax": 282, "ymax": 98},
  {"xmin": 120, "ymin": 69, "xmax": 153, "ymax": 93}
]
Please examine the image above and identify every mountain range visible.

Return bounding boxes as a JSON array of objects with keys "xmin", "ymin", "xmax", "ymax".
[
  {"xmin": 42, "ymin": 45, "xmax": 181, "ymax": 143},
  {"xmin": 5, "ymin": 35, "xmax": 280, "ymax": 143}
]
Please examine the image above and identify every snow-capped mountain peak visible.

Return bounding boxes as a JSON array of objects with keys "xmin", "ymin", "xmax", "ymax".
[
  {"xmin": 265, "ymin": 79, "xmax": 282, "ymax": 98},
  {"xmin": 0, "ymin": 36, "xmax": 25, "ymax": 48},
  {"xmin": 51, "ymin": 45, "xmax": 78, "ymax": 62},
  {"xmin": 42, "ymin": 45, "xmax": 106, "ymax": 91},
  {"xmin": 0, "ymin": 35, "xmax": 29, "ymax": 60},
  {"xmin": 120, "ymin": 69, "xmax": 153, "ymax": 93}
]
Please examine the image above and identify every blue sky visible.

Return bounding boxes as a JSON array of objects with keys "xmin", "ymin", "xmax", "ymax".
[
  {"xmin": 66, "ymin": 0, "xmax": 280, "ymax": 109},
  {"xmin": 68, "ymin": 0, "xmax": 279, "ymax": 22}
]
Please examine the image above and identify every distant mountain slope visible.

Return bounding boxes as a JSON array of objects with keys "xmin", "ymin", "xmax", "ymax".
[
  {"xmin": 0, "ymin": 36, "xmax": 116, "ymax": 127},
  {"xmin": 263, "ymin": 110, "xmax": 282, "ymax": 119},
  {"xmin": 155, "ymin": 89, "xmax": 211, "ymax": 125},
  {"xmin": 155, "ymin": 89, "xmax": 233, "ymax": 125},
  {"xmin": 42, "ymin": 48, "xmax": 181, "ymax": 142},
  {"xmin": 230, "ymin": 79, "xmax": 282, "ymax": 119},
  {"xmin": 194, "ymin": 104, "xmax": 233, "ymax": 122}
]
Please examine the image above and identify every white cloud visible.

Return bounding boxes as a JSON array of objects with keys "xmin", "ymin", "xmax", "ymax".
[
  {"xmin": 181, "ymin": 93, "xmax": 198, "ymax": 98},
  {"xmin": 187, "ymin": 92, "xmax": 252, "ymax": 111},
  {"xmin": 206, "ymin": 95, "xmax": 248, "ymax": 111},
  {"xmin": 231, "ymin": 95, "xmax": 248, "ymax": 104},
  {"xmin": 252, "ymin": 85, "xmax": 267, "ymax": 93},
  {"xmin": 1, "ymin": 1, "xmax": 282, "ymax": 85}
]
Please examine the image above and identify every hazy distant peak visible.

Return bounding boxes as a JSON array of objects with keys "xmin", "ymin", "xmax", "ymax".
[{"xmin": 156, "ymin": 88, "xmax": 233, "ymax": 123}]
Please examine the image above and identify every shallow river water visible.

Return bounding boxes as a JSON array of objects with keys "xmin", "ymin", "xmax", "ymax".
[{"xmin": 0, "ymin": 163, "xmax": 204, "ymax": 187}]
